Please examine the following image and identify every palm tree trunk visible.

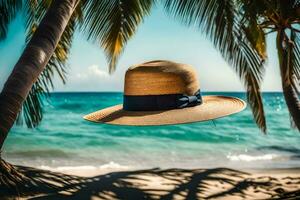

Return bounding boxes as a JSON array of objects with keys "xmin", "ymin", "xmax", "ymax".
[
  {"xmin": 0, "ymin": 0, "xmax": 77, "ymax": 149},
  {"xmin": 276, "ymin": 30, "xmax": 300, "ymax": 131},
  {"xmin": 0, "ymin": 0, "xmax": 77, "ymax": 189}
]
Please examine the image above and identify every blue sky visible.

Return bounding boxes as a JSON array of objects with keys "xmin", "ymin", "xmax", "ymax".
[{"xmin": 0, "ymin": 5, "xmax": 281, "ymax": 92}]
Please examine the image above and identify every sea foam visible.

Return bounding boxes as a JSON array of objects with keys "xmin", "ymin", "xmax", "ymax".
[
  {"xmin": 227, "ymin": 154, "xmax": 278, "ymax": 161},
  {"xmin": 39, "ymin": 161, "xmax": 130, "ymax": 173}
]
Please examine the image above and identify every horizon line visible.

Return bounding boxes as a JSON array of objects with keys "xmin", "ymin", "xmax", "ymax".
[{"xmin": 50, "ymin": 90, "xmax": 283, "ymax": 93}]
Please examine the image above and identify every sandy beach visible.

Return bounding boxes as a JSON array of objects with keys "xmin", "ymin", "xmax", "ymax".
[
  {"xmin": 2, "ymin": 166, "xmax": 300, "ymax": 199},
  {"xmin": 2, "ymin": 93, "xmax": 300, "ymax": 200}
]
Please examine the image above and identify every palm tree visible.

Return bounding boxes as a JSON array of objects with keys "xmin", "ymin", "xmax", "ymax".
[
  {"xmin": 0, "ymin": 0, "xmax": 79, "ymax": 187},
  {"xmin": 239, "ymin": 0, "xmax": 300, "ymax": 129},
  {"xmin": 2, "ymin": 0, "xmax": 155, "ymax": 129},
  {"xmin": 0, "ymin": 0, "xmax": 154, "ymax": 146},
  {"xmin": 164, "ymin": 0, "xmax": 300, "ymax": 131},
  {"xmin": 0, "ymin": 0, "xmax": 154, "ymax": 187},
  {"xmin": 0, "ymin": 0, "xmax": 81, "ymax": 129}
]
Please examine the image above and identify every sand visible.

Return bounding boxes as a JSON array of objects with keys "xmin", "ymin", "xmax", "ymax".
[{"xmin": 1, "ymin": 166, "xmax": 300, "ymax": 199}]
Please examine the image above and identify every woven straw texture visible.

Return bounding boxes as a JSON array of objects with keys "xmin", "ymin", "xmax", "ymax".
[{"xmin": 124, "ymin": 60, "xmax": 199, "ymax": 96}]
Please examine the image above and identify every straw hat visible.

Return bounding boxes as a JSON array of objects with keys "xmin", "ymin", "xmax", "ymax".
[{"xmin": 83, "ymin": 60, "xmax": 246, "ymax": 126}]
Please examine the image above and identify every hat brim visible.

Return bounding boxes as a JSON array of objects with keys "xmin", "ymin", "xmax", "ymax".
[{"xmin": 83, "ymin": 96, "xmax": 246, "ymax": 126}]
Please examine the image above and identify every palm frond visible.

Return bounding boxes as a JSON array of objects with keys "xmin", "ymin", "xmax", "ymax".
[
  {"xmin": 81, "ymin": 0, "xmax": 153, "ymax": 73},
  {"xmin": 24, "ymin": 0, "xmax": 49, "ymax": 42},
  {"xmin": 20, "ymin": 80, "xmax": 45, "ymax": 128},
  {"xmin": 280, "ymin": 29, "xmax": 300, "ymax": 130},
  {"xmin": 242, "ymin": 22, "xmax": 267, "ymax": 59},
  {"xmin": 291, "ymin": 31, "xmax": 300, "ymax": 88},
  {"xmin": 289, "ymin": 31, "xmax": 300, "ymax": 132},
  {"xmin": 0, "ymin": 0, "xmax": 22, "ymax": 40},
  {"xmin": 164, "ymin": 0, "xmax": 267, "ymax": 132}
]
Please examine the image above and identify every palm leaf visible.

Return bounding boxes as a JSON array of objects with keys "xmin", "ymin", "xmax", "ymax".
[
  {"xmin": 21, "ymin": 80, "xmax": 45, "ymax": 128},
  {"xmin": 0, "ymin": 0, "xmax": 22, "ymax": 40},
  {"xmin": 164, "ymin": 0, "xmax": 267, "ymax": 132},
  {"xmin": 242, "ymin": 22, "xmax": 267, "ymax": 59},
  {"xmin": 280, "ymin": 30, "xmax": 300, "ymax": 130},
  {"xmin": 289, "ymin": 31, "xmax": 300, "ymax": 131},
  {"xmin": 291, "ymin": 31, "xmax": 300, "ymax": 88},
  {"xmin": 81, "ymin": 0, "xmax": 153, "ymax": 73}
]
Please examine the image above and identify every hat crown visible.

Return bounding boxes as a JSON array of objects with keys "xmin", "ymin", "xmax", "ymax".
[{"xmin": 124, "ymin": 60, "xmax": 199, "ymax": 96}]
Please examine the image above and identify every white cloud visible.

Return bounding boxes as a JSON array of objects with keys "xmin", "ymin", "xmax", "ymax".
[
  {"xmin": 54, "ymin": 64, "xmax": 123, "ymax": 91},
  {"xmin": 75, "ymin": 65, "xmax": 109, "ymax": 80}
]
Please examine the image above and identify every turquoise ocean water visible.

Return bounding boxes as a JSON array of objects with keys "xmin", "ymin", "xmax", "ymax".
[{"xmin": 3, "ymin": 92, "xmax": 300, "ymax": 171}]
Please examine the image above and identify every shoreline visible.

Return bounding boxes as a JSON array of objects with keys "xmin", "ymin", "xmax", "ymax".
[
  {"xmin": 2, "ymin": 165, "xmax": 300, "ymax": 199},
  {"xmin": 5, "ymin": 158, "xmax": 300, "ymax": 177},
  {"xmin": 40, "ymin": 165, "xmax": 300, "ymax": 177},
  {"xmin": 7, "ymin": 160, "xmax": 300, "ymax": 177}
]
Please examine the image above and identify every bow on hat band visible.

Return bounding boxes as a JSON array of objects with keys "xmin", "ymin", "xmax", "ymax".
[{"xmin": 123, "ymin": 89, "xmax": 202, "ymax": 111}]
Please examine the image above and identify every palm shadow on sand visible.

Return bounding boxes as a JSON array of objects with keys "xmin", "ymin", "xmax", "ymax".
[{"xmin": 1, "ymin": 166, "xmax": 300, "ymax": 199}]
